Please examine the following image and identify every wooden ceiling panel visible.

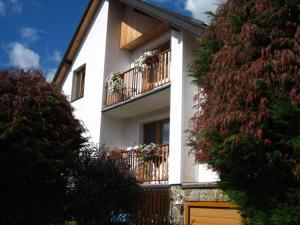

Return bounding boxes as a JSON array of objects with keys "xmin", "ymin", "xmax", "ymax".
[{"xmin": 120, "ymin": 6, "xmax": 168, "ymax": 50}]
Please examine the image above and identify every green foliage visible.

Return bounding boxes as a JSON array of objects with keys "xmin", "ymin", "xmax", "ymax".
[
  {"xmin": 205, "ymin": 11, "xmax": 216, "ymax": 20},
  {"xmin": 228, "ymin": 13, "xmax": 245, "ymax": 32},
  {"xmin": 70, "ymin": 146, "xmax": 140, "ymax": 225},
  {"xmin": 190, "ymin": 38, "xmax": 221, "ymax": 85},
  {"xmin": 189, "ymin": 1, "xmax": 300, "ymax": 224},
  {"xmin": 0, "ymin": 69, "xmax": 86, "ymax": 225},
  {"xmin": 0, "ymin": 69, "xmax": 140, "ymax": 225}
]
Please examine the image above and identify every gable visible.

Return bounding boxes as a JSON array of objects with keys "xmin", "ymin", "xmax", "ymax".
[{"xmin": 53, "ymin": 0, "xmax": 205, "ymax": 87}]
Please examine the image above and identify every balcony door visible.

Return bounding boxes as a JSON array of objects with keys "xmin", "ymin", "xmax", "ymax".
[{"xmin": 144, "ymin": 119, "xmax": 169, "ymax": 145}]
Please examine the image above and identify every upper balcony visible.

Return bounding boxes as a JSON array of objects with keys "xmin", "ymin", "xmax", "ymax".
[{"xmin": 104, "ymin": 49, "xmax": 171, "ymax": 108}]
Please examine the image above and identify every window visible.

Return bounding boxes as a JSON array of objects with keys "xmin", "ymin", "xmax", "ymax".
[
  {"xmin": 71, "ymin": 65, "xmax": 85, "ymax": 101},
  {"xmin": 144, "ymin": 119, "xmax": 169, "ymax": 145}
]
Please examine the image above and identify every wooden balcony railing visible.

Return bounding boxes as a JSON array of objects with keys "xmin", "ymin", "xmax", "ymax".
[
  {"xmin": 117, "ymin": 144, "xmax": 169, "ymax": 184},
  {"xmin": 105, "ymin": 49, "xmax": 171, "ymax": 107}
]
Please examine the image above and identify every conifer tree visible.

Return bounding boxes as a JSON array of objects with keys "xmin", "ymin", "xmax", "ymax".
[{"xmin": 190, "ymin": 1, "xmax": 299, "ymax": 224}]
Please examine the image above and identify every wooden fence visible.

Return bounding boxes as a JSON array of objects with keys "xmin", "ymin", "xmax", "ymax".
[
  {"xmin": 105, "ymin": 49, "xmax": 171, "ymax": 107},
  {"xmin": 132, "ymin": 187, "xmax": 170, "ymax": 225}
]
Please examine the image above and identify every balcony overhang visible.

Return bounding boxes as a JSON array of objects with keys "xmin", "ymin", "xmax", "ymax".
[{"xmin": 102, "ymin": 84, "xmax": 170, "ymax": 118}]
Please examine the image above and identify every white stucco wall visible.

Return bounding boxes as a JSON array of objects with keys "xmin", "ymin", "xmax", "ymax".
[
  {"xmin": 131, "ymin": 31, "xmax": 171, "ymax": 64},
  {"xmin": 168, "ymin": 30, "xmax": 219, "ymax": 184},
  {"xmin": 102, "ymin": 0, "xmax": 131, "ymax": 86},
  {"xmin": 100, "ymin": 0, "xmax": 132, "ymax": 146},
  {"xmin": 181, "ymin": 32, "xmax": 219, "ymax": 183},
  {"xmin": 123, "ymin": 107, "xmax": 170, "ymax": 147},
  {"xmin": 181, "ymin": 32, "xmax": 199, "ymax": 183},
  {"xmin": 101, "ymin": 107, "xmax": 170, "ymax": 148},
  {"xmin": 62, "ymin": 0, "xmax": 109, "ymax": 144},
  {"xmin": 169, "ymin": 30, "xmax": 184, "ymax": 184},
  {"xmin": 100, "ymin": 114, "xmax": 126, "ymax": 148}
]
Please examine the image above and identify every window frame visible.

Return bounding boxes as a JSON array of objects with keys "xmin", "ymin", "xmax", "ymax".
[
  {"xmin": 71, "ymin": 64, "xmax": 86, "ymax": 102},
  {"xmin": 143, "ymin": 118, "xmax": 169, "ymax": 145}
]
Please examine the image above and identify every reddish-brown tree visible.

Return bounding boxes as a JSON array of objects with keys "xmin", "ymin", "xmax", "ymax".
[
  {"xmin": 0, "ymin": 69, "xmax": 140, "ymax": 225},
  {"xmin": 189, "ymin": 1, "xmax": 299, "ymax": 224},
  {"xmin": 0, "ymin": 69, "xmax": 86, "ymax": 225}
]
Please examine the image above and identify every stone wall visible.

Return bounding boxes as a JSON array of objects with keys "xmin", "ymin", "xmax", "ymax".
[{"xmin": 169, "ymin": 184, "xmax": 229, "ymax": 225}]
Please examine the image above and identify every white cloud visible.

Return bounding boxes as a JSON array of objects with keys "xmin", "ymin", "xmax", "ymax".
[
  {"xmin": 0, "ymin": 1, "xmax": 5, "ymax": 16},
  {"xmin": 8, "ymin": 42, "xmax": 40, "ymax": 68},
  {"xmin": 46, "ymin": 68, "xmax": 56, "ymax": 82},
  {"xmin": 20, "ymin": 27, "xmax": 40, "ymax": 42},
  {"xmin": 185, "ymin": 0, "xmax": 219, "ymax": 24},
  {"xmin": 9, "ymin": 0, "xmax": 23, "ymax": 14},
  {"xmin": 49, "ymin": 50, "xmax": 62, "ymax": 63}
]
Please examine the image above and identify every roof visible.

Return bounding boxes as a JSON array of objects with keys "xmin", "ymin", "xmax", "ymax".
[
  {"xmin": 52, "ymin": 0, "xmax": 206, "ymax": 87},
  {"xmin": 120, "ymin": 0, "xmax": 206, "ymax": 35}
]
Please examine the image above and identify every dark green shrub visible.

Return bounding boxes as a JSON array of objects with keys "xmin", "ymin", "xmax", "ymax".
[
  {"xmin": 189, "ymin": 1, "xmax": 300, "ymax": 224},
  {"xmin": 70, "ymin": 146, "xmax": 140, "ymax": 225}
]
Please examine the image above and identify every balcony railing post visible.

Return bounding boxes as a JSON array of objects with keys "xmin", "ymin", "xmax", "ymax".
[{"xmin": 105, "ymin": 84, "xmax": 108, "ymax": 107}]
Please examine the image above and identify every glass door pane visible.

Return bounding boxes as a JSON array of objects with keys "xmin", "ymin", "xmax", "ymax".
[
  {"xmin": 160, "ymin": 121, "xmax": 169, "ymax": 144},
  {"xmin": 144, "ymin": 122, "xmax": 157, "ymax": 144}
]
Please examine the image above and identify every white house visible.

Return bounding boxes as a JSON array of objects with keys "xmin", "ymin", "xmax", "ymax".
[{"xmin": 53, "ymin": 0, "xmax": 241, "ymax": 224}]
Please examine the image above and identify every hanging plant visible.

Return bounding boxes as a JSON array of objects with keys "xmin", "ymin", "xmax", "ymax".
[
  {"xmin": 107, "ymin": 72, "xmax": 123, "ymax": 93},
  {"xmin": 136, "ymin": 143, "xmax": 157, "ymax": 162},
  {"xmin": 134, "ymin": 50, "xmax": 159, "ymax": 72}
]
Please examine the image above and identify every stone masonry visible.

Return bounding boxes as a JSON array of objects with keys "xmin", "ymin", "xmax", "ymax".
[{"xmin": 169, "ymin": 184, "xmax": 230, "ymax": 225}]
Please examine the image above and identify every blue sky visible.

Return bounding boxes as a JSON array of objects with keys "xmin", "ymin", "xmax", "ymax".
[{"xmin": 0, "ymin": 0, "xmax": 218, "ymax": 81}]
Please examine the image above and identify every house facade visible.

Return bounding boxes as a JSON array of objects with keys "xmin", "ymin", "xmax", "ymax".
[{"xmin": 53, "ymin": 0, "xmax": 241, "ymax": 224}]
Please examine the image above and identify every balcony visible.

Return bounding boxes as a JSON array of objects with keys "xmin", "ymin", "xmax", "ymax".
[
  {"xmin": 104, "ymin": 49, "xmax": 171, "ymax": 108},
  {"xmin": 115, "ymin": 144, "xmax": 169, "ymax": 184}
]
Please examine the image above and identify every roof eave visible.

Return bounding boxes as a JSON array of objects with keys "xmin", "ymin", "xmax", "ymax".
[{"xmin": 52, "ymin": 0, "xmax": 102, "ymax": 86}]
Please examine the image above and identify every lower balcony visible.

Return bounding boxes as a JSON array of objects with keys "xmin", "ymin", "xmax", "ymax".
[
  {"xmin": 104, "ymin": 49, "xmax": 171, "ymax": 108},
  {"xmin": 113, "ymin": 144, "xmax": 169, "ymax": 184}
]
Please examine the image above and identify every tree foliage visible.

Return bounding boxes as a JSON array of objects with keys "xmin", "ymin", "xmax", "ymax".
[
  {"xmin": 0, "ymin": 69, "xmax": 139, "ymax": 225},
  {"xmin": 0, "ymin": 69, "xmax": 86, "ymax": 225},
  {"xmin": 70, "ymin": 146, "xmax": 140, "ymax": 225},
  {"xmin": 189, "ymin": 1, "xmax": 300, "ymax": 224}
]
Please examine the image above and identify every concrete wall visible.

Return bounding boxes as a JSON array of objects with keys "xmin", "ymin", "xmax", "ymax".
[{"xmin": 62, "ymin": 0, "xmax": 109, "ymax": 144}]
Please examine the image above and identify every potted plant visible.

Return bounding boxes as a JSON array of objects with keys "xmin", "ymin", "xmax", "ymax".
[
  {"xmin": 136, "ymin": 143, "xmax": 157, "ymax": 162},
  {"xmin": 134, "ymin": 50, "xmax": 159, "ymax": 72},
  {"xmin": 107, "ymin": 72, "xmax": 123, "ymax": 94}
]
